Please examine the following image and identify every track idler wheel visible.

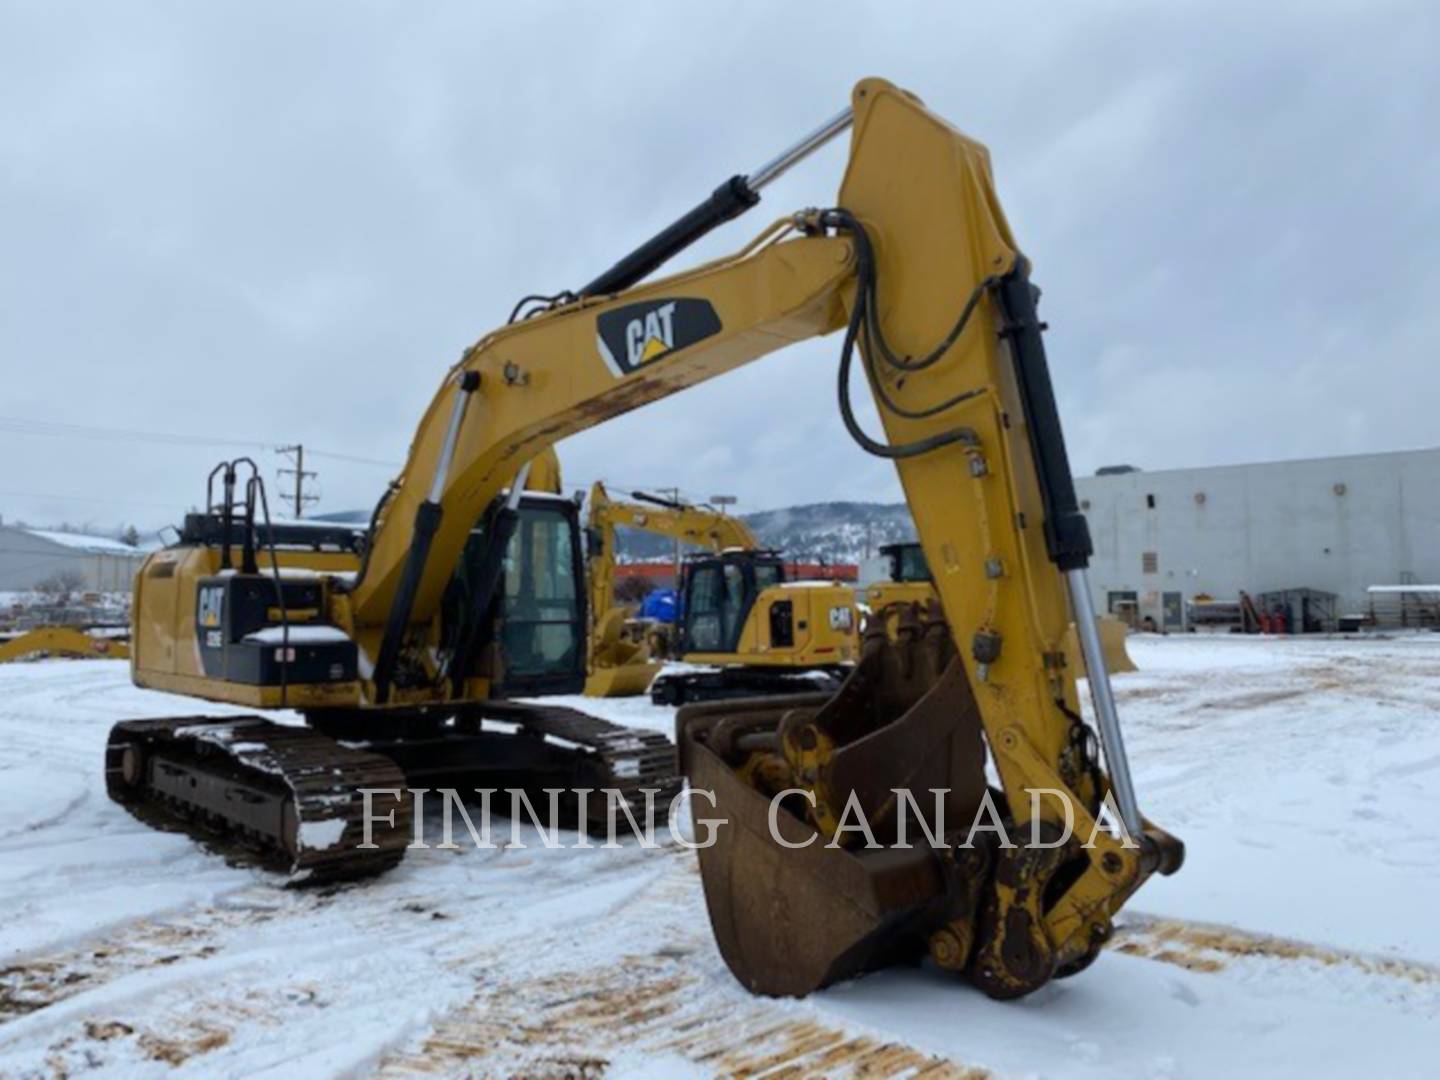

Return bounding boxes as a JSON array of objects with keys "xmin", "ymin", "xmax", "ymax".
[{"xmin": 119, "ymin": 744, "xmax": 145, "ymax": 787}]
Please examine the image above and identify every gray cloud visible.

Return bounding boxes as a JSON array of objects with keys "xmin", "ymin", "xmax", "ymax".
[{"xmin": 1, "ymin": 1, "xmax": 1435, "ymax": 531}]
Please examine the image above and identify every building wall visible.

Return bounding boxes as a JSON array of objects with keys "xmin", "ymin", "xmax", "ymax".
[
  {"xmin": 1075, "ymin": 448, "xmax": 1440, "ymax": 623},
  {"xmin": 0, "ymin": 527, "xmax": 146, "ymax": 592}
]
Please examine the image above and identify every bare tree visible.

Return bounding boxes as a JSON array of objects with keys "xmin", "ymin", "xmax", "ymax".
[
  {"xmin": 35, "ymin": 569, "xmax": 87, "ymax": 606},
  {"xmin": 614, "ymin": 575, "xmax": 653, "ymax": 605}
]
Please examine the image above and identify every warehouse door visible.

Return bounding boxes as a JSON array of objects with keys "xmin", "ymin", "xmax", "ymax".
[
  {"xmin": 1163, "ymin": 591, "xmax": 1184, "ymax": 630},
  {"xmin": 1108, "ymin": 591, "xmax": 1139, "ymax": 629}
]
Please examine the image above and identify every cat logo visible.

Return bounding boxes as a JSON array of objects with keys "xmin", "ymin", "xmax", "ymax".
[{"xmin": 595, "ymin": 297, "xmax": 722, "ymax": 377}]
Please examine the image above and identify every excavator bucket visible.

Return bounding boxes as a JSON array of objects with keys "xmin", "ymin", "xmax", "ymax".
[
  {"xmin": 584, "ymin": 659, "xmax": 663, "ymax": 698},
  {"xmin": 677, "ymin": 603, "xmax": 991, "ymax": 996},
  {"xmin": 585, "ymin": 607, "xmax": 662, "ymax": 697}
]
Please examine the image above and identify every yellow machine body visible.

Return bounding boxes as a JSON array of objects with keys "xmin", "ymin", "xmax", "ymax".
[
  {"xmin": 682, "ymin": 581, "xmax": 857, "ymax": 668},
  {"xmin": 132, "ymin": 540, "xmax": 364, "ymax": 708}
]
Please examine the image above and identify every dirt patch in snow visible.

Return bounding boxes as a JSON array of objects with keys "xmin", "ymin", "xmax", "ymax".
[
  {"xmin": 137, "ymin": 1022, "xmax": 232, "ymax": 1064},
  {"xmin": 1116, "ymin": 918, "xmax": 1440, "ymax": 985},
  {"xmin": 379, "ymin": 950, "xmax": 985, "ymax": 1079},
  {"xmin": 0, "ymin": 905, "xmax": 255, "ymax": 1023}
]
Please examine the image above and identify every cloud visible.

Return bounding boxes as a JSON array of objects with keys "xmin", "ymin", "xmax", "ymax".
[{"xmin": 0, "ymin": 1, "xmax": 1435, "ymax": 530}]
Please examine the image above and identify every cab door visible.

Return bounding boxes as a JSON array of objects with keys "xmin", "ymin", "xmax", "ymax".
[{"xmin": 495, "ymin": 500, "xmax": 587, "ymax": 696}]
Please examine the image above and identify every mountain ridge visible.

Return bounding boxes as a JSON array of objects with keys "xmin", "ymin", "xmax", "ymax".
[{"xmin": 614, "ymin": 499, "xmax": 914, "ymax": 564}]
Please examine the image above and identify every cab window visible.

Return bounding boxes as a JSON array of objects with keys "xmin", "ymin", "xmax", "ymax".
[{"xmin": 501, "ymin": 506, "xmax": 581, "ymax": 679}]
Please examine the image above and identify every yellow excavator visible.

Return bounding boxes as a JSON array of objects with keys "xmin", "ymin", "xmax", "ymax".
[
  {"xmin": 867, "ymin": 540, "xmax": 1137, "ymax": 673},
  {"xmin": 107, "ymin": 77, "xmax": 1180, "ymax": 1001},
  {"xmin": 584, "ymin": 481, "xmax": 756, "ymax": 697},
  {"xmin": 584, "ymin": 482, "xmax": 859, "ymax": 704},
  {"xmin": 656, "ymin": 546, "xmax": 858, "ymax": 704}
]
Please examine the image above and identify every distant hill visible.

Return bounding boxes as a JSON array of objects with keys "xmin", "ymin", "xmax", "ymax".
[
  {"xmin": 301, "ymin": 500, "xmax": 918, "ymax": 565},
  {"xmin": 615, "ymin": 501, "xmax": 914, "ymax": 564}
]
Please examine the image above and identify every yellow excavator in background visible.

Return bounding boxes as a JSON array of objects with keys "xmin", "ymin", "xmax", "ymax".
[
  {"xmin": 107, "ymin": 77, "xmax": 1180, "ymax": 1002},
  {"xmin": 584, "ymin": 480, "xmax": 756, "ymax": 696},
  {"xmin": 655, "ymin": 546, "xmax": 857, "ymax": 704},
  {"xmin": 583, "ymin": 482, "xmax": 859, "ymax": 703},
  {"xmin": 866, "ymin": 540, "xmax": 1137, "ymax": 674},
  {"xmin": 0, "ymin": 626, "xmax": 129, "ymax": 663}
]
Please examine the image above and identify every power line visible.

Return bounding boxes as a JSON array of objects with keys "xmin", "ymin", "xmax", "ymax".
[
  {"xmin": 0, "ymin": 415, "xmax": 401, "ymax": 469},
  {"xmin": 0, "ymin": 489, "xmax": 183, "ymax": 510},
  {"xmin": 0, "ymin": 415, "xmax": 265, "ymax": 450},
  {"xmin": 305, "ymin": 449, "xmax": 401, "ymax": 468},
  {"xmin": 0, "ymin": 415, "xmax": 729, "ymax": 514}
]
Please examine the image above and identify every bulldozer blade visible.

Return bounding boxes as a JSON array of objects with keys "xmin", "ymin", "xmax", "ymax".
[
  {"xmin": 1064, "ymin": 616, "xmax": 1137, "ymax": 675},
  {"xmin": 584, "ymin": 660, "xmax": 662, "ymax": 697},
  {"xmin": 682, "ymin": 727, "xmax": 946, "ymax": 996},
  {"xmin": 1, "ymin": 626, "xmax": 129, "ymax": 663}
]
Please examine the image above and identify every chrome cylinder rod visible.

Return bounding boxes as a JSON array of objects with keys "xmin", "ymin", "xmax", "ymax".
[
  {"xmin": 579, "ymin": 104, "xmax": 854, "ymax": 298},
  {"xmin": 427, "ymin": 374, "xmax": 476, "ymax": 503},
  {"xmin": 1065, "ymin": 567, "xmax": 1143, "ymax": 838},
  {"xmin": 505, "ymin": 461, "xmax": 534, "ymax": 510},
  {"xmin": 745, "ymin": 107, "xmax": 854, "ymax": 191}
]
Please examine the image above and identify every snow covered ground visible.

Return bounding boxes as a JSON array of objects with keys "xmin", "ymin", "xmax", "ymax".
[{"xmin": 1, "ymin": 633, "xmax": 1438, "ymax": 1078}]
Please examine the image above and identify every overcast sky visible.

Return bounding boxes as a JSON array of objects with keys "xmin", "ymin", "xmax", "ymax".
[{"xmin": 2, "ymin": 1, "xmax": 1437, "ymax": 533}]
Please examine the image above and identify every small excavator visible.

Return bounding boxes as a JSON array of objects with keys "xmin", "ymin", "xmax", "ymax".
[
  {"xmin": 583, "ymin": 482, "xmax": 859, "ymax": 703},
  {"xmin": 656, "ymin": 545, "xmax": 857, "ymax": 704},
  {"xmin": 108, "ymin": 77, "xmax": 1180, "ymax": 1001},
  {"xmin": 584, "ymin": 481, "xmax": 757, "ymax": 697}
]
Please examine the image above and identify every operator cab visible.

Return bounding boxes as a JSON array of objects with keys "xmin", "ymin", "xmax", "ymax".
[
  {"xmin": 447, "ymin": 493, "xmax": 587, "ymax": 697},
  {"xmin": 678, "ymin": 549, "xmax": 785, "ymax": 655},
  {"xmin": 881, "ymin": 542, "xmax": 931, "ymax": 583}
]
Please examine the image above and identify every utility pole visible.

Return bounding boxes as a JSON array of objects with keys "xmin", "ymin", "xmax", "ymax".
[{"xmin": 276, "ymin": 445, "xmax": 319, "ymax": 518}]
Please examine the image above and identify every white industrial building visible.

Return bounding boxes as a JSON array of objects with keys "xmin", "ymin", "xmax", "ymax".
[
  {"xmin": 0, "ymin": 524, "xmax": 147, "ymax": 593},
  {"xmin": 1076, "ymin": 447, "xmax": 1440, "ymax": 630}
]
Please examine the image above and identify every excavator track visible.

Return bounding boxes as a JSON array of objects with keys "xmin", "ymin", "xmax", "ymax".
[
  {"xmin": 106, "ymin": 705, "xmax": 680, "ymax": 885},
  {"xmin": 105, "ymin": 716, "xmax": 412, "ymax": 885},
  {"xmin": 478, "ymin": 701, "xmax": 681, "ymax": 833}
]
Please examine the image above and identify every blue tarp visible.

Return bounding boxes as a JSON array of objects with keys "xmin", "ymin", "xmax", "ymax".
[{"xmin": 639, "ymin": 588, "xmax": 678, "ymax": 624}]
